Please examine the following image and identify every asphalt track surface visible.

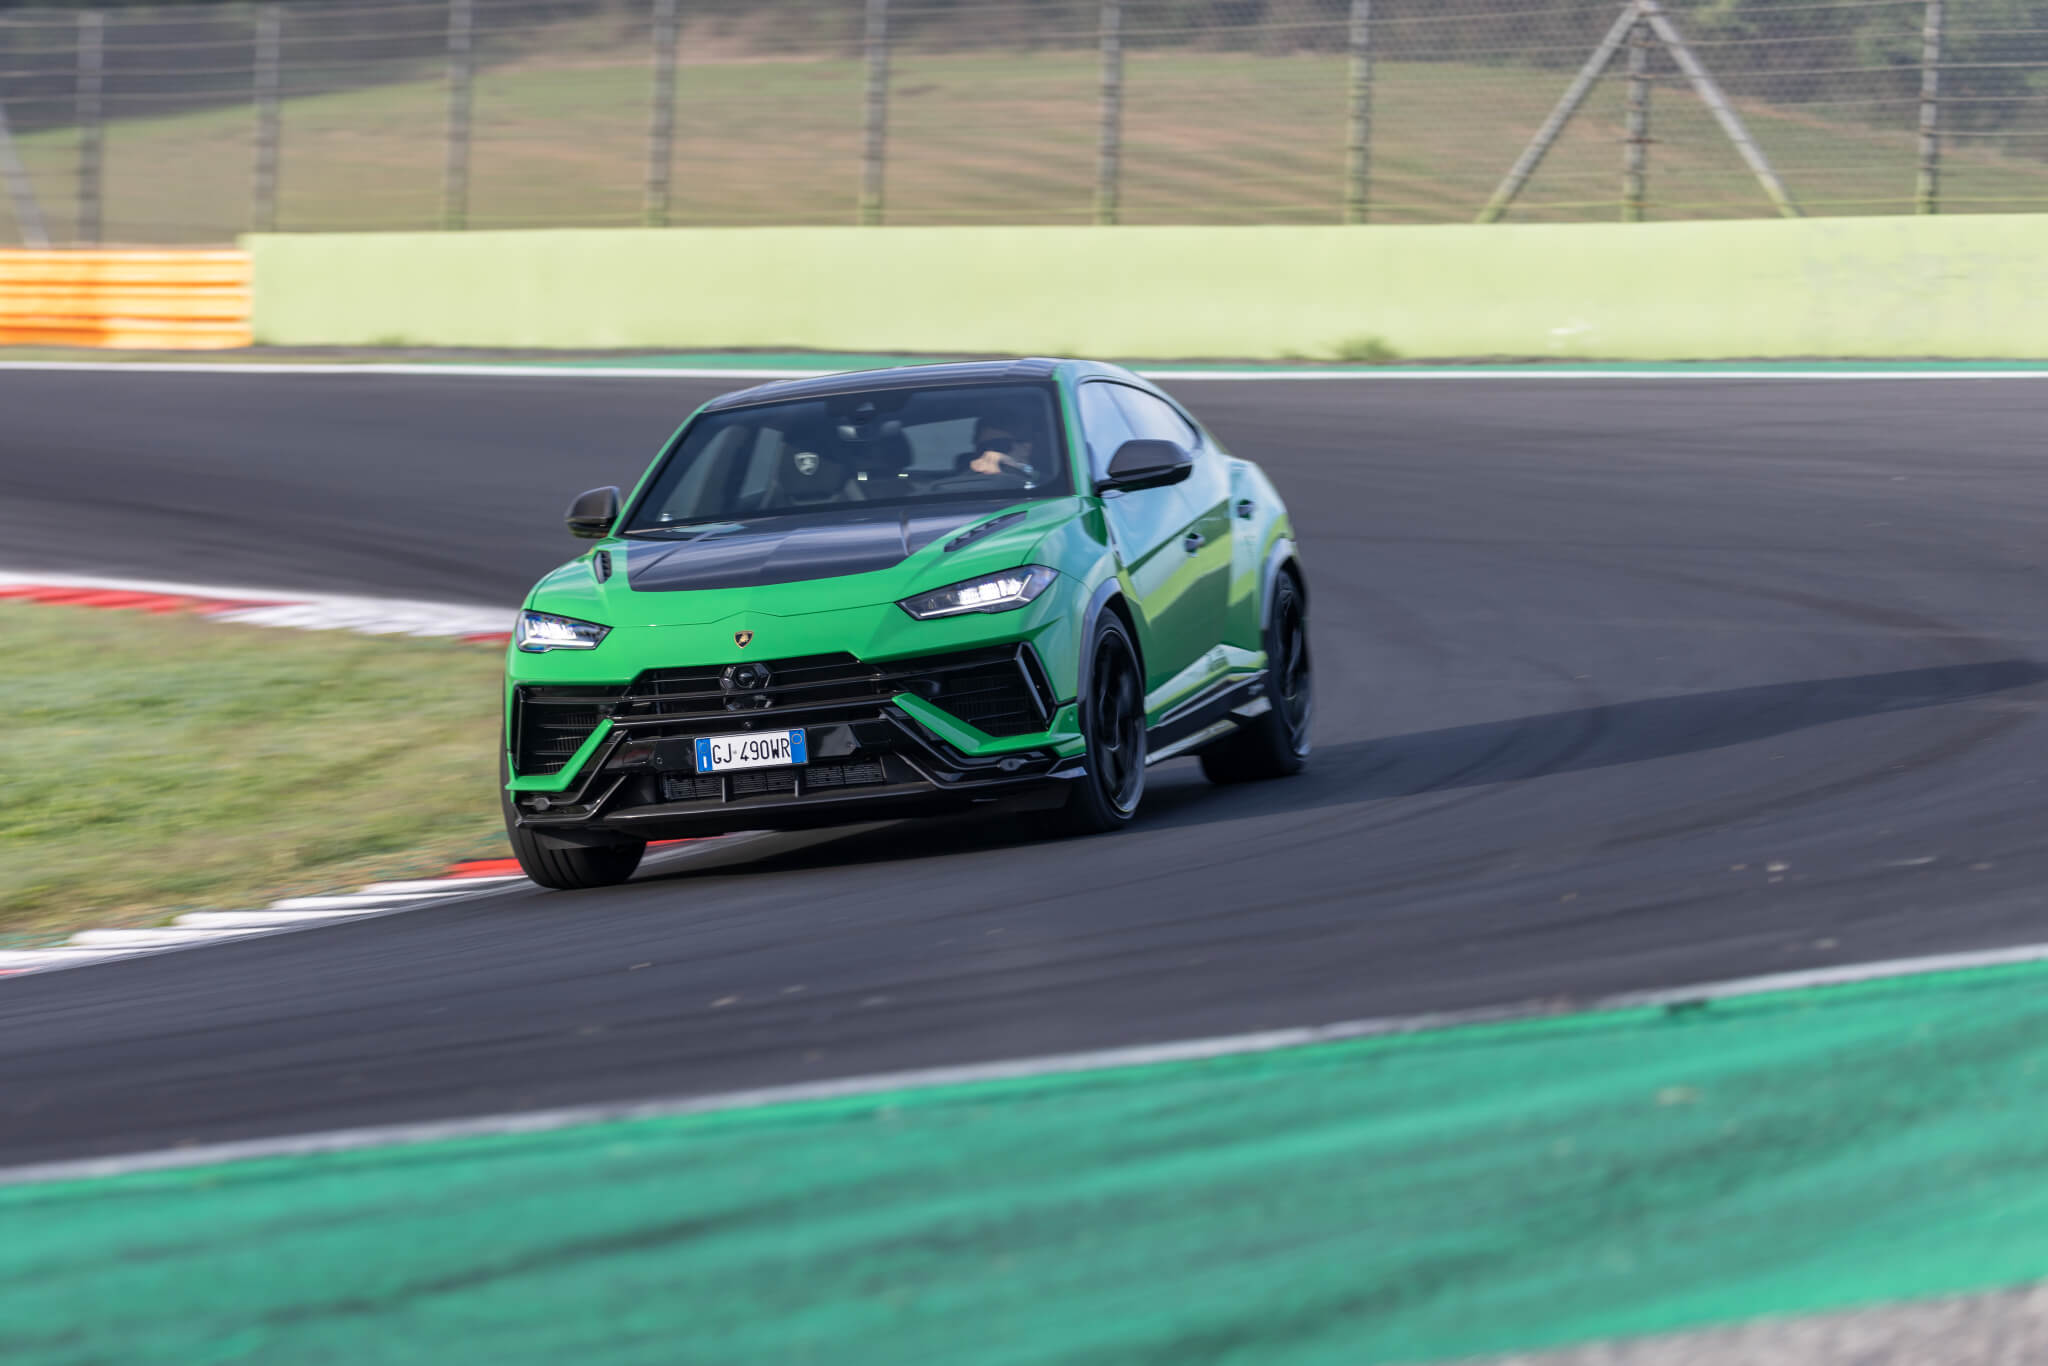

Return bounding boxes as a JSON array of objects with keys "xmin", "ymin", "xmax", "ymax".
[{"xmin": 8, "ymin": 369, "xmax": 2048, "ymax": 1167}]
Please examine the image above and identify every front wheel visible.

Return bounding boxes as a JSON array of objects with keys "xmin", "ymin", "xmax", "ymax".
[
  {"xmin": 500, "ymin": 754, "xmax": 646, "ymax": 889},
  {"xmin": 1049, "ymin": 613, "xmax": 1148, "ymax": 835},
  {"xmin": 1202, "ymin": 567, "xmax": 1311, "ymax": 784}
]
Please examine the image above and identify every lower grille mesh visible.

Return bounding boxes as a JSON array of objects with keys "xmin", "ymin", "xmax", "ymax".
[
  {"xmin": 659, "ymin": 760, "xmax": 888, "ymax": 803},
  {"xmin": 514, "ymin": 686, "xmax": 621, "ymax": 776}
]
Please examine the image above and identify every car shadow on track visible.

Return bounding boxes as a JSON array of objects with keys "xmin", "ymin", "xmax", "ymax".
[
  {"xmin": 636, "ymin": 658, "xmax": 2047, "ymax": 883},
  {"xmin": 1136, "ymin": 656, "xmax": 2048, "ymax": 832}
]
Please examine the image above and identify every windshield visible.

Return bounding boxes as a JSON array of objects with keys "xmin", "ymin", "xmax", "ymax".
[{"xmin": 623, "ymin": 381, "xmax": 1069, "ymax": 531}]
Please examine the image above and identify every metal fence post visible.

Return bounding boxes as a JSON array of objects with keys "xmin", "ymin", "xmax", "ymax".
[
  {"xmin": 1478, "ymin": 2, "xmax": 1636, "ymax": 224},
  {"xmin": 1094, "ymin": 0, "xmax": 1123, "ymax": 226},
  {"xmin": 0, "ymin": 89, "xmax": 50, "ymax": 247},
  {"xmin": 1636, "ymin": 1, "xmax": 1798, "ymax": 217},
  {"xmin": 252, "ymin": 5, "xmax": 282, "ymax": 234},
  {"xmin": 859, "ymin": 0, "xmax": 889, "ymax": 226},
  {"xmin": 76, "ymin": 11, "xmax": 105, "ymax": 246},
  {"xmin": 1622, "ymin": 17, "xmax": 1650, "ymax": 221},
  {"xmin": 443, "ymin": 0, "xmax": 475, "ymax": 231},
  {"xmin": 1343, "ymin": 0, "xmax": 1370, "ymax": 224},
  {"xmin": 646, "ymin": 0, "xmax": 680, "ymax": 227},
  {"xmin": 1916, "ymin": 0, "xmax": 1944, "ymax": 214}
]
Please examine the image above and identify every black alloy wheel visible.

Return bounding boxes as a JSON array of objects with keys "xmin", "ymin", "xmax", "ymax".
[
  {"xmin": 1052, "ymin": 614, "xmax": 1148, "ymax": 834},
  {"xmin": 1271, "ymin": 570, "xmax": 1313, "ymax": 751},
  {"xmin": 1201, "ymin": 567, "xmax": 1311, "ymax": 783}
]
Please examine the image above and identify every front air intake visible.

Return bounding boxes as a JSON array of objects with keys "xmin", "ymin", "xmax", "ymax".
[{"xmin": 513, "ymin": 685, "xmax": 623, "ymax": 776}]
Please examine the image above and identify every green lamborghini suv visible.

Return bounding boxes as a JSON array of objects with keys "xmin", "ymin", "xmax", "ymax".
[{"xmin": 503, "ymin": 358, "xmax": 1310, "ymax": 889}]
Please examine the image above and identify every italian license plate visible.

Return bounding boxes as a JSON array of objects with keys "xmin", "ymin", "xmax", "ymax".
[{"xmin": 695, "ymin": 729, "xmax": 806, "ymax": 774}]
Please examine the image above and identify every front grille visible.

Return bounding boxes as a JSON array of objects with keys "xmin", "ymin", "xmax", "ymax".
[
  {"xmin": 805, "ymin": 759, "xmax": 887, "ymax": 788},
  {"xmin": 731, "ymin": 769, "xmax": 797, "ymax": 798},
  {"xmin": 617, "ymin": 647, "xmax": 1051, "ymax": 737},
  {"xmin": 659, "ymin": 773, "xmax": 721, "ymax": 802},
  {"xmin": 514, "ymin": 685, "xmax": 623, "ymax": 776},
  {"xmin": 659, "ymin": 759, "xmax": 888, "ymax": 804}
]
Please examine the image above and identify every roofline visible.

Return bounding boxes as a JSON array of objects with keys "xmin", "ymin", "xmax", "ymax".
[{"xmin": 701, "ymin": 357, "xmax": 1069, "ymax": 413}]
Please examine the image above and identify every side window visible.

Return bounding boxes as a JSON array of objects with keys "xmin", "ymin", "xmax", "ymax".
[
  {"xmin": 1076, "ymin": 382, "xmax": 1136, "ymax": 484},
  {"xmin": 1108, "ymin": 385, "xmax": 1202, "ymax": 450}
]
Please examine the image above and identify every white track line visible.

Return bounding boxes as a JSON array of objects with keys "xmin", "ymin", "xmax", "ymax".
[
  {"xmin": 0, "ymin": 838, "xmax": 756, "ymax": 978},
  {"xmin": 5, "ymin": 359, "xmax": 2048, "ymax": 382},
  {"xmin": 6, "ymin": 936, "xmax": 2046, "ymax": 1187},
  {"xmin": 67, "ymin": 928, "xmax": 273, "ymax": 948},
  {"xmin": 265, "ymin": 892, "xmax": 458, "ymax": 910},
  {"xmin": 358, "ymin": 876, "xmax": 526, "ymax": 893}
]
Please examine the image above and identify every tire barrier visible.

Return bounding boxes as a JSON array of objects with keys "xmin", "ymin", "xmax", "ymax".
[{"xmin": 0, "ymin": 249, "xmax": 252, "ymax": 350}]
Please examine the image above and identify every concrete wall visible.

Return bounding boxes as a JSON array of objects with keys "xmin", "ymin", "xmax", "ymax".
[{"xmin": 246, "ymin": 216, "xmax": 2048, "ymax": 360}]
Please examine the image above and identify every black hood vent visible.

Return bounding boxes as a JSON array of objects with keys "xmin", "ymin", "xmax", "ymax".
[
  {"xmin": 944, "ymin": 509, "xmax": 1028, "ymax": 553},
  {"xmin": 625, "ymin": 506, "xmax": 995, "ymax": 592}
]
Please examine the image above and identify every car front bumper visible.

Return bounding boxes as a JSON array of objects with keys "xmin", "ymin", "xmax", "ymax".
[{"xmin": 508, "ymin": 699, "xmax": 1084, "ymax": 843}]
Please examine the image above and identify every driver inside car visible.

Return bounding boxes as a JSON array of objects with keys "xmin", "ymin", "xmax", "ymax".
[{"xmin": 961, "ymin": 410, "xmax": 1039, "ymax": 479}]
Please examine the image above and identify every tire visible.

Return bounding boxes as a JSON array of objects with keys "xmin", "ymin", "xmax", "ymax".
[
  {"xmin": 1201, "ymin": 567, "xmax": 1311, "ymax": 784},
  {"xmin": 1049, "ymin": 612, "xmax": 1149, "ymax": 835},
  {"xmin": 500, "ymin": 754, "xmax": 646, "ymax": 890}
]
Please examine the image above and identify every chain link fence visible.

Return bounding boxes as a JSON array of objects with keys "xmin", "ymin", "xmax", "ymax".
[{"xmin": 2, "ymin": 0, "xmax": 2046, "ymax": 244}]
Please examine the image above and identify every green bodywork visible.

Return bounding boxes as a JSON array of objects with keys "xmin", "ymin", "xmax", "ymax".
[{"xmin": 504, "ymin": 361, "xmax": 1297, "ymax": 794}]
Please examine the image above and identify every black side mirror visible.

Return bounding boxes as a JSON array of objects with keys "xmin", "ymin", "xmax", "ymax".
[
  {"xmin": 565, "ymin": 486, "xmax": 621, "ymax": 539},
  {"xmin": 1099, "ymin": 439, "xmax": 1194, "ymax": 494}
]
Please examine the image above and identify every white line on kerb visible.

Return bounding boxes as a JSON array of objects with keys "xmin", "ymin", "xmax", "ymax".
[
  {"xmin": 6, "ymin": 936, "xmax": 2048, "ymax": 1188},
  {"xmin": 5, "ymin": 360, "xmax": 2048, "ymax": 383},
  {"xmin": 0, "ymin": 570, "xmax": 509, "ymax": 638}
]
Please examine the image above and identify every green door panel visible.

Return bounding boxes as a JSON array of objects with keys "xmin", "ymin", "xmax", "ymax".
[
  {"xmin": 1106, "ymin": 382, "xmax": 1233, "ymax": 706},
  {"xmin": 1074, "ymin": 379, "xmax": 1203, "ymax": 694}
]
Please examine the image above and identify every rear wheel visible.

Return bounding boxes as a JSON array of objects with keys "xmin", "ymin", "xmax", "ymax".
[
  {"xmin": 1201, "ymin": 567, "xmax": 1311, "ymax": 784},
  {"xmin": 500, "ymin": 754, "xmax": 646, "ymax": 890},
  {"xmin": 1050, "ymin": 613, "xmax": 1148, "ymax": 835}
]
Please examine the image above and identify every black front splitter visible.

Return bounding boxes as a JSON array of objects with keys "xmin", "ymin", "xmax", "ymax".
[{"xmin": 521, "ymin": 772, "xmax": 1076, "ymax": 843}]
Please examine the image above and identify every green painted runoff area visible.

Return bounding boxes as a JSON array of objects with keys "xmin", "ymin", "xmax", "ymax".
[
  {"xmin": 9, "ymin": 963, "xmax": 2048, "ymax": 1364},
  {"xmin": 247, "ymin": 215, "xmax": 2048, "ymax": 361}
]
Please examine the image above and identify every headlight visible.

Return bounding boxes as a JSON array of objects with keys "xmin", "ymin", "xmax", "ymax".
[
  {"xmin": 898, "ymin": 566, "xmax": 1057, "ymax": 620},
  {"xmin": 516, "ymin": 609, "xmax": 610, "ymax": 652}
]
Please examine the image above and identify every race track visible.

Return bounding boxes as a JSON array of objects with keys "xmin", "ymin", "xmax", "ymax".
[{"xmin": 7, "ymin": 368, "xmax": 2048, "ymax": 1167}]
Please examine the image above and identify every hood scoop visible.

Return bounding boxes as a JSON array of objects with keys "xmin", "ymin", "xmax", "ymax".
[{"xmin": 625, "ymin": 507, "xmax": 985, "ymax": 592}]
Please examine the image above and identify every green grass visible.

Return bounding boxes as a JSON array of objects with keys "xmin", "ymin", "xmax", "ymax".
[
  {"xmin": 12, "ymin": 46, "xmax": 2048, "ymax": 244},
  {"xmin": 0, "ymin": 602, "xmax": 509, "ymax": 945}
]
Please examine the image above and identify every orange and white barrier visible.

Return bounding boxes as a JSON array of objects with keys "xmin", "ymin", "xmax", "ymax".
[{"xmin": 0, "ymin": 249, "xmax": 251, "ymax": 349}]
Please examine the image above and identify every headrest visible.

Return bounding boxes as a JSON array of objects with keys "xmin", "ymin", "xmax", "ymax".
[
  {"xmin": 780, "ymin": 440, "xmax": 847, "ymax": 501},
  {"xmin": 859, "ymin": 431, "xmax": 913, "ymax": 473}
]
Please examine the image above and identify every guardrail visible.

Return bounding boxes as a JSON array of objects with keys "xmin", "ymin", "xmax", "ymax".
[{"xmin": 0, "ymin": 250, "xmax": 252, "ymax": 350}]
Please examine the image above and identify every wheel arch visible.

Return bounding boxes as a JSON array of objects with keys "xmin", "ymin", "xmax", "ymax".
[
  {"xmin": 1260, "ymin": 537, "xmax": 1305, "ymax": 629},
  {"xmin": 1077, "ymin": 576, "xmax": 1142, "ymax": 705}
]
